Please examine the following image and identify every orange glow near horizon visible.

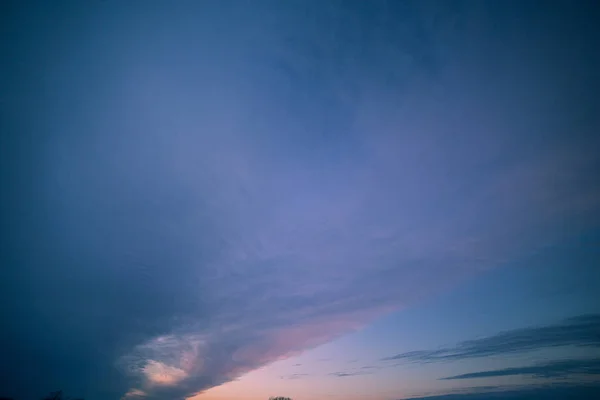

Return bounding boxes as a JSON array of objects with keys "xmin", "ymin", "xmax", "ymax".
[{"xmin": 187, "ymin": 361, "xmax": 408, "ymax": 400}]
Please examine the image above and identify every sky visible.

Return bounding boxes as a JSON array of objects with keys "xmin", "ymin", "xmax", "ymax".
[{"xmin": 1, "ymin": 1, "xmax": 599, "ymax": 400}]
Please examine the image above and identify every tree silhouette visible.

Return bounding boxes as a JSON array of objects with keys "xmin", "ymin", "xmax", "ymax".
[
  {"xmin": 269, "ymin": 397, "xmax": 292, "ymax": 400},
  {"xmin": 42, "ymin": 392, "xmax": 63, "ymax": 400},
  {"xmin": 41, "ymin": 391, "xmax": 82, "ymax": 400},
  {"xmin": 0, "ymin": 391, "xmax": 82, "ymax": 400}
]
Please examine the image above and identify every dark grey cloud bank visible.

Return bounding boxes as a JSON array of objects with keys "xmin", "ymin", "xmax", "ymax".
[
  {"xmin": 440, "ymin": 358, "xmax": 600, "ymax": 380},
  {"xmin": 324, "ymin": 315, "xmax": 600, "ymax": 381},
  {"xmin": 401, "ymin": 384, "xmax": 600, "ymax": 400},
  {"xmin": 384, "ymin": 314, "xmax": 600, "ymax": 363},
  {"xmin": 1, "ymin": 1, "xmax": 599, "ymax": 400}
]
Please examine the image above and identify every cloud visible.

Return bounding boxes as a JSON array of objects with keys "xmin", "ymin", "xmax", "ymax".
[
  {"xmin": 321, "ymin": 363, "xmax": 382, "ymax": 379},
  {"xmin": 1, "ymin": 1, "xmax": 599, "ymax": 400},
  {"xmin": 401, "ymin": 384, "xmax": 600, "ymax": 400},
  {"xmin": 329, "ymin": 371, "xmax": 374, "ymax": 378},
  {"xmin": 142, "ymin": 361, "xmax": 188, "ymax": 386},
  {"xmin": 279, "ymin": 373, "xmax": 310, "ymax": 380},
  {"xmin": 440, "ymin": 358, "xmax": 600, "ymax": 380},
  {"xmin": 123, "ymin": 389, "xmax": 147, "ymax": 399},
  {"xmin": 384, "ymin": 315, "xmax": 600, "ymax": 363}
]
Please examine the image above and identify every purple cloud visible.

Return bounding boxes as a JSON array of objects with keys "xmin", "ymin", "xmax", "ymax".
[{"xmin": 2, "ymin": 1, "xmax": 598, "ymax": 400}]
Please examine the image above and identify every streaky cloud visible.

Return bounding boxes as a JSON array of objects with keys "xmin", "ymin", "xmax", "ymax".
[
  {"xmin": 329, "ymin": 371, "xmax": 374, "ymax": 378},
  {"xmin": 279, "ymin": 373, "xmax": 310, "ymax": 380},
  {"xmin": 440, "ymin": 358, "xmax": 600, "ymax": 380},
  {"xmin": 383, "ymin": 314, "xmax": 600, "ymax": 363},
  {"xmin": 400, "ymin": 384, "xmax": 600, "ymax": 400}
]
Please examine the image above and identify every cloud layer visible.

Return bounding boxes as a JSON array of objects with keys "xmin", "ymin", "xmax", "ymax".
[
  {"xmin": 1, "ymin": 1, "xmax": 599, "ymax": 400},
  {"xmin": 401, "ymin": 384, "xmax": 600, "ymax": 400},
  {"xmin": 383, "ymin": 315, "xmax": 600, "ymax": 364},
  {"xmin": 439, "ymin": 358, "xmax": 600, "ymax": 381}
]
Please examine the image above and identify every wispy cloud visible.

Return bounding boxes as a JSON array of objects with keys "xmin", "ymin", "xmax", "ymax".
[
  {"xmin": 401, "ymin": 383, "xmax": 600, "ymax": 400},
  {"xmin": 329, "ymin": 371, "xmax": 374, "ymax": 378},
  {"xmin": 123, "ymin": 389, "xmax": 147, "ymax": 399},
  {"xmin": 279, "ymin": 373, "xmax": 310, "ymax": 380},
  {"xmin": 440, "ymin": 358, "xmax": 600, "ymax": 380},
  {"xmin": 383, "ymin": 315, "xmax": 600, "ymax": 363}
]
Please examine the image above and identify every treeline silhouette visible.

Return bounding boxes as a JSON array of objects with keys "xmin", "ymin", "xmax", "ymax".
[
  {"xmin": 1, "ymin": 392, "xmax": 290, "ymax": 400},
  {"xmin": 0, "ymin": 391, "xmax": 83, "ymax": 400},
  {"xmin": 42, "ymin": 391, "xmax": 82, "ymax": 400}
]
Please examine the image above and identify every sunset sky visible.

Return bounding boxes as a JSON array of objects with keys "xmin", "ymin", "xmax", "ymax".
[{"xmin": 1, "ymin": 1, "xmax": 599, "ymax": 400}]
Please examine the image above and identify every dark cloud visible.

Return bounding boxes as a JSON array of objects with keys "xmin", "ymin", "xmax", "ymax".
[
  {"xmin": 329, "ymin": 371, "xmax": 374, "ymax": 378},
  {"xmin": 401, "ymin": 384, "xmax": 600, "ymax": 400},
  {"xmin": 1, "ymin": 1, "xmax": 599, "ymax": 400},
  {"xmin": 440, "ymin": 358, "xmax": 600, "ymax": 380},
  {"xmin": 383, "ymin": 315, "xmax": 600, "ymax": 363}
]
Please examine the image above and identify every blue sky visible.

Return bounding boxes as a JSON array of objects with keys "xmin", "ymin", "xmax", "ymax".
[
  {"xmin": 1, "ymin": 1, "xmax": 599, "ymax": 400},
  {"xmin": 199, "ymin": 231, "xmax": 600, "ymax": 399}
]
